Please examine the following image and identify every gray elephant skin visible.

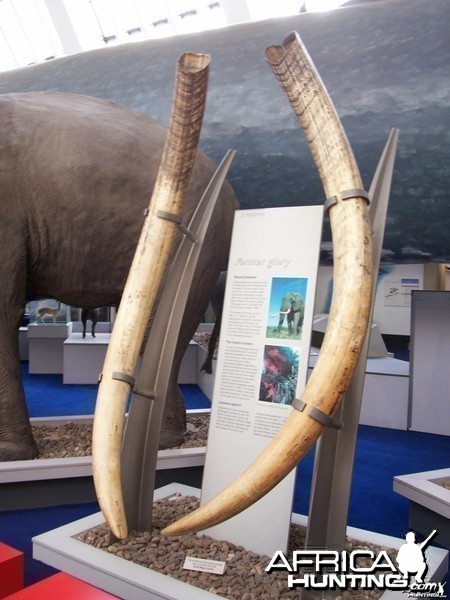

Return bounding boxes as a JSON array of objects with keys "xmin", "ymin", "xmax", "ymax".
[
  {"xmin": 278, "ymin": 292, "xmax": 305, "ymax": 337},
  {"xmin": 0, "ymin": 91, "xmax": 237, "ymax": 461}
]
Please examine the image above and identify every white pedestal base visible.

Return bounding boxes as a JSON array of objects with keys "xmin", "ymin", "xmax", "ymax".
[
  {"xmin": 28, "ymin": 323, "xmax": 73, "ymax": 374},
  {"xmin": 33, "ymin": 484, "xmax": 448, "ymax": 600},
  {"xmin": 63, "ymin": 333, "xmax": 110, "ymax": 384},
  {"xmin": 0, "ymin": 412, "xmax": 208, "ymax": 485},
  {"xmin": 394, "ymin": 468, "xmax": 450, "ymax": 547}
]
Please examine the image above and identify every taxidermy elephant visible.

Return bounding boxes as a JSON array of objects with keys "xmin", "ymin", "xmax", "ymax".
[
  {"xmin": 277, "ymin": 292, "xmax": 305, "ymax": 336},
  {"xmin": 0, "ymin": 91, "xmax": 237, "ymax": 461}
]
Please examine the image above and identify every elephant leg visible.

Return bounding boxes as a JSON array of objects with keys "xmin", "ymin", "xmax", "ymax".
[
  {"xmin": 0, "ymin": 329, "xmax": 37, "ymax": 460},
  {"xmin": 159, "ymin": 376, "xmax": 187, "ymax": 450},
  {"xmin": 277, "ymin": 315, "xmax": 285, "ymax": 332},
  {"xmin": 0, "ymin": 275, "xmax": 38, "ymax": 460},
  {"xmin": 287, "ymin": 309, "xmax": 294, "ymax": 334},
  {"xmin": 158, "ymin": 264, "xmax": 223, "ymax": 449},
  {"xmin": 297, "ymin": 313, "xmax": 304, "ymax": 335}
]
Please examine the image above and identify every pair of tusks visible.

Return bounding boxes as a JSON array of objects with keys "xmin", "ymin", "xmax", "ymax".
[
  {"xmin": 93, "ymin": 31, "xmax": 373, "ymax": 540},
  {"xmin": 161, "ymin": 32, "xmax": 373, "ymax": 535},
  {"xmin": 92, "ymin": 52, "xmax": 210, "ymax": 539}
]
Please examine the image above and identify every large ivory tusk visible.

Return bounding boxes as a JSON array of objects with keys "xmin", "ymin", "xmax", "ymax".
[
  {"xmin": 92, "ymin": 52, "xmax": 210, "ymax": 539},
  {"xmin": 162, "ymin": 32, "xmax": 373, "ymax": 536}
]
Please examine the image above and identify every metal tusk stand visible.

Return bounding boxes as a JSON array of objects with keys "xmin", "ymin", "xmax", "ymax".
[
  {"xmin": 116, "ymin": 128, "xmax": 399, "ymax": 555},
  {"xmin": 117, "ymin": 150, "xmax": 235, "ymax": 539},
  {"xmin": 304, "ymin": 128, "xmax": 400, "ymax": 598}
]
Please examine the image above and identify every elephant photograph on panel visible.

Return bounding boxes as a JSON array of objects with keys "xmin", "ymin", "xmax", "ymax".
[
  {"xmin": 266, "ymin": 277, "xmax": 307, "ymax": 340},
  {"xmin": 259, "ymin": 344, "xmax": 299, "ymax": 405}
]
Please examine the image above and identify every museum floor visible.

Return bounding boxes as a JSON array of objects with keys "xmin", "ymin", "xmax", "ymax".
[{"xmin": 0, "ymin": 359, "xmax": 448, "ymax": 590}]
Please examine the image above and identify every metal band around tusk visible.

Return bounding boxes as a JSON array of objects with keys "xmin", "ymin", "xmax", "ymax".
[
  {"xmin": 324, "ymin": 188, "xmax": 370, "ymax": 212},
  {"xmin": 112, "ymin": 371, "xmax": 136, "ymax": 388},
  {"xmin": 292, "ymin": 398, "xmax": 341, "ymax": 429},
  {"xmin": 157, "ymin": 209, "xmax": 196, "ymax": 242},
  {"xmin": 308, "ymin": 406, "xmax": 342, "ymax": 430},
  {"xmin": 292, "ymin": 397, "xmax": 307, "ymax": 411}
]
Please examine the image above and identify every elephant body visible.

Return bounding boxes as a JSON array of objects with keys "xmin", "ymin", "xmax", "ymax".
[
  {"xmin": 0, "ymin": 91, "xmax": 237, "ymax": 461},
  {"xmin": 278, "ymin": 292, "xmax": 305, "ymax": 336}
]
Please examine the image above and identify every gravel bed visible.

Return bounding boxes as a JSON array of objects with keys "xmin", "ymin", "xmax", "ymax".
[
  {"xmin": 76, "ymin": 494, "xmax": 394, "ymax": 599},
  {"xmin": 32, "ymin": 413, "xmax": 210, "ymax": 459}
]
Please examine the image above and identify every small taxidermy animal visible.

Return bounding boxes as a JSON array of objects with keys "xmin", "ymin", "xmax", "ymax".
[{"xmin": 36, "ymin": 301, "xmax": 61, "ymax": 324}]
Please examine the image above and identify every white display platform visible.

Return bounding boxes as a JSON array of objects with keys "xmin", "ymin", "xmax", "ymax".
[
  {"xmin": 394, "ymin": 468, "xmax": 450, "ymax": 548},
  {"xmin": 63, "ymin": 332, "xmax": 111, "ymax": 384},
  {"xmin": 394, "ymin": 468, "xmax": 450, "ymax": 521},
  {"xmin": 33, "ymin": 483, "xmax": 449, "ymax": 600},
  {"xmin": 63, "ymin": 333, "xmax": 198, "ymax": 384},
  {"xmin": 0, "ymin": 411, "xmax": 209, "ymax": 485},
  {"xmin": 28, "ymin": 323, "xmax": 73, "ymax": 374}
]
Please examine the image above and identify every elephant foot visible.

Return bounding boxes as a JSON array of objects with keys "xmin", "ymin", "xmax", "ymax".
[
  {"xmin": 0, "ymin": 439, "xmax": 38, "ymax": 461},
  {"xmin": 158, "ymin": 428, "xmax": 184, "ymax": 450}
]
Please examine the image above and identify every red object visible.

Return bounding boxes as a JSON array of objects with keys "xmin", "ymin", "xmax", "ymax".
[
  {"xmin": 3, "ymin": 572, "xmax": 118, "ymax": 599},
  {"xmin": 0, "ymin": 542, "xmax": 24, "ymax": 599}
]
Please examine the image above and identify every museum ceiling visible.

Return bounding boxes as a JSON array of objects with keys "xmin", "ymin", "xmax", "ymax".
[{"xmin": 0, "ymin": 0, "xmax": 448, "ymax": 264}]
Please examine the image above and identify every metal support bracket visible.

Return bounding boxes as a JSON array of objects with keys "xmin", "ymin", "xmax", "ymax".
[
  {"xmin": 324, "ymin": 188, "xmax": 370, "ymax": 212},
  {"xmin": 292, "ymin": 397, "xmax": 306, "ymax": 412},
  {"xmin": 292, "ymin": 398, "xmax": 341, "ymax": 429},
  {"xmin": 111, "ymin": 371, "xmax": 136, "ymax": 388},
  {"xmin": 133, "ymin": 388, "xmax": 156, "ymax": 400},
  {"xmin": 304, "ymin": 129, "xmax": 399, "ymax": 565},
  {"xmin": 157, "ymin": 209, "xmax": 197, "ymax": 242},
  {"xmin": 308, "ymin": 406, "xmax": 342, "ymax": 430}
]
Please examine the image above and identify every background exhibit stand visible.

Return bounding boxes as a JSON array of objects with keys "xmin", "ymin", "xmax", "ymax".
[{"xmin": 408, "ymin": 290, "xmax": 450, "ymax": 436}]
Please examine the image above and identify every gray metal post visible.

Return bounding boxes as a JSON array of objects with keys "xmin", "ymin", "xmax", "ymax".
[{"xmin": 305, "ymin": 129, "xmax": 399, "ymax": 558}]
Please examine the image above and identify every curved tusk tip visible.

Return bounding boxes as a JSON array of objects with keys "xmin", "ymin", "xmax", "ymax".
[
  {"xmin": 112, "ymin": 525, "xmax": 129, "ymax": 540},
  {"xmin": 161, "ymin": 516, "xmax": 196, "ymax": 536},
  {"xmin": 161, "ymin": 527, "xmax": 174, "ymax": 536},
  {"xmin": 161, "ymin": 523, "xmax": 185, "ymax": 536}
]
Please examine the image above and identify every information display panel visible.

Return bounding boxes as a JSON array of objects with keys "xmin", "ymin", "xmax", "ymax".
[{"xmin": 200, "ymin": 206, "xmax": 323, "ymax": 555}]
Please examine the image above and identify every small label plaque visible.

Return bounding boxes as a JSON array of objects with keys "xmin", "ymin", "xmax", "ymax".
[{"xmin": 183, "ymin": 556, "xmax": 227, "ymax": 575}]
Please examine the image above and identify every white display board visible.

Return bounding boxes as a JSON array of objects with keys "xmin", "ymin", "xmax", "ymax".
[{"xmin": 200, "ymin": 206, "xmax": 323, "ymax": 556}]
